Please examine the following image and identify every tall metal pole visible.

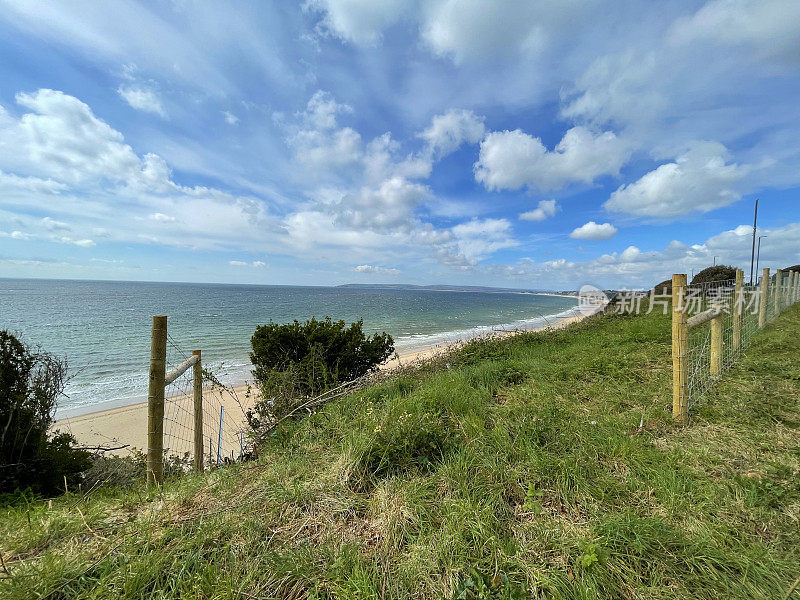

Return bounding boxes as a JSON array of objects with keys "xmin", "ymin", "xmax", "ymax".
[
  {"xmin": 749, "ymin": 199, "xmax": 758, "ymax": 284},
  {"xmin": 756, "ymin": 235, "xmax": 766, "ymax": 281}
]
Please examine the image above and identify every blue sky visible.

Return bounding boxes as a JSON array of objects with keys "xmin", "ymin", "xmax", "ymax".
[{"xmin": 0, "ymin": 0, "xmax": 799, "ymax": 289}]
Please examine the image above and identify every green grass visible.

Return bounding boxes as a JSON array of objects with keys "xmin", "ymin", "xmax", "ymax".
[{"xmin": 2, "ymin": 305, "xmax": 799, "ymax": 599}]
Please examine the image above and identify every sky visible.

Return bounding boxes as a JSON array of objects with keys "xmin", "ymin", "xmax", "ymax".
[{"xmin": 0, "ymin": 0, "xmax": 799, "ymax": 290}]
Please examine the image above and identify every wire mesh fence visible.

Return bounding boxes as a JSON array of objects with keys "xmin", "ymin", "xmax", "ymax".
[
  {"xmin": 676, "ymin": 268, "xmax": 799, "ymax": 419},
  {"xmin": 162, "ymin": 332, "xmax": 250, "ymax": 470}
]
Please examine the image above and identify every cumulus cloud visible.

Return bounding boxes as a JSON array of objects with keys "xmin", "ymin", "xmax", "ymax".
[
  {"xmin": 448, "ymin": 218, "xmax": 517, "ymax": 264},
  {"xmin": 419, "ymin": 109, "xmax": 485, "ymax": 158},
  {"xmin": 336, "ymin": 176, "xmax": 430, "ymax": 232},
  {"xmin": 570, "ymin": 221, "xmax": 617, "ymax": 240},
  {"xmin": 605, "ymin": 142, "xmax": 746, "ymax": 217},
  {"xmin": 309, "ymin": 0, "xmax": 413, "ymax": 45},
  {"xmin": 281, "ymin": 91, "xmax": 515, "ymax": 267},
  {"xmin": 352, "ymin": 264, "xmax": 401, "ymax": 275},
  {"xmin": 222, "ymin": 111, "xmax": 239, "ymax": 125},
  {"xmin": 498, "ymin": 222, "xmax": 800, "ymax": 289},
  {"xmin": 519, "ymin": 199, "xmax": 559, "ymax": 222},
  {"xmin": 0, "ymin": 89, "xmax": 276, "ymax": 253},
  {"xmin": 1, "ymin": 89, "xmax": 142, "ymax": 185},
  {"xmin": 117, "ymin": 86, "xmax": 166, "ymax": 117},
  {"xmin": 474, "ymin": 126, "xmax": 629, "ymax": 192},
  {"xmin": 286, "ymin": 91, "xmax": 363, "ymax": 171},
  {"xmin": 310, "ymin": 0, "xmax": 594, "ymax": 64}
]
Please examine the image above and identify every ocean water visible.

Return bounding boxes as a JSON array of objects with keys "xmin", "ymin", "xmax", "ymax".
[{"xmin": 0, "ymin": 279, "xmax": 577, "ymax": 416}]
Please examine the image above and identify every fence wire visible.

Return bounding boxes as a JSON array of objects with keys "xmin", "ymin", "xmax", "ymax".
[
  {"xmin": 163, "ymin": 334, "xmax": 251, "ymax": 471},
  {"xmin": 684, "ymin": 271, "xmax": 798, "ymax": 409}
]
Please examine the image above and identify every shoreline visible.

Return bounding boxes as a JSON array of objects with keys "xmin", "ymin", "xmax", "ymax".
[{"xmin": 55, "ymin": 305, "xmax": 597, "ymax": 454}]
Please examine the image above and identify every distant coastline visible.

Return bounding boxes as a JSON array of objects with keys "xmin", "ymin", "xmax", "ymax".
[{"xmin": 338, "ymin": 283, "xmax": 578, "ymax": 296}]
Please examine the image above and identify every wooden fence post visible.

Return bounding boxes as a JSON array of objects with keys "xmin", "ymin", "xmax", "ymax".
[
  {"xmin": 759, "ymin": 268, "xmax": 769, "ymax": 328},
  {"xmin": 790, "ymin": 271, "xmax": 797, "ymax": 306},
  {"xmin": 192, "ymin": 350, "xmax": 203, "ymax": 473},
  {"xmin": 710, "ymin": 310, "xmax": 723, "ymax": 376},
  {"xmin": 672, "ymin": 274, "xmax": 688, "ymax": 423},
  {"xmin": 774, "ymin": 269, "xmax": 782, "ymax": 317},
  {"xmin": 794, "ymin": 271, "xmax": 800, "ymax": 304},
  {"xmin": 147, "ymin": 315, "xmax": 167, "ymax": 486},
  {"xmin": 732, "ymin": 269, "xmax": 743, "ymax": 353}
]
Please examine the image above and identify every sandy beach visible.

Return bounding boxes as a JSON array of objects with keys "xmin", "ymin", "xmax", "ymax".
[{"xmin": 56, "ymin": 306, "xmax": 595, "ymax": 456}]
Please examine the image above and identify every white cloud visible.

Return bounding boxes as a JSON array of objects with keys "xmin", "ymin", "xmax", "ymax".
[
  {"xmin": 58, "ymin": 237, "xmax": 96, "ymax": 247},
  {"xmin": 280, "ymin": 91, "xmax": 515, "ymax": 267},
  {"xmin": 336, "ymin": 176, "xmax": 430, "ymax": 232},
  {"xmin": 560, "ymin": 50, "xmax": 663, "ymax": 130},
  {"xmin": 570, "ymin": 221, "xmax": 617, "ymax": 240},
  {"xmin": 669, "ymin": 0, "xmax": 800, "ymax": 65},
  {"xmin": 222, "ymin": 111, "xmax": 239, "ymax": 125},
  {"xmin": 1, "ymin": 89, "xmax": 143, "ymax": 185},
  {"xmin": 519, "ymin": 199, "xmax": 559, "ymax": 222},
  {"xmin": 309, "ymin": 0, "xmax": 413, "ymax": 45},
  {"xmin": 448, "ymin": 218, "xmax": 517, "ymax": 264},
  {"xmin": 117, "ymin": 86, "xmax": 166, "ymax": 117},
  {"xmin": 474, "ymin": 126, "xmax": 629, "ymax": 192},
  {"xmin": 0, "ymin": 89, "xmax": 277, "ymax": 253},
  {"xmin": 286, "ymin": 91, "xmax": 363, "ymax": 171},
  {"xmin": 353, "ymin": 264, "xmax": 401, "ymax": 275},
  {"xmin": 290, "ymin": 125, "xmax": 363, "ymax": 170},
  {"xmin": 419, "ymin": 109, "xmax": 485, "ymax": 158},
  {"xmin": 496, "ymin": 222, "xmax": 800, "ymax": 289},
  {"xmin": 0, "ymin": 170, "xmax": 66, "ymax": 194},
  {"xmin": 310, "ymin": 0, "xmax": 594, "ymax": 64},
  {"xmin": 301, "ymin": 90, "xmax": 352, "ymax": 130},
  {"xmin": 150, "ymin": 213, "xmax": 176, "ymax": 223},
  {"xmin": 0, "ymin": 230, "xmax": 32, "ymax": 240},
  {"xmin": 605, "ymin": 142, "xmax": 746, "ymax": 217},
  {"xmin": 229, "ymin": 260, "xmax": 265, "ymax": 267},
  {"xmin": 42, "ymin": 217, "xmax": 70, "ymax": 231}
]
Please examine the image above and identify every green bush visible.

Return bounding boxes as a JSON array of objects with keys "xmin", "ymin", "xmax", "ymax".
[
  {"xmin": 690, "ymin": 265, "xmax": 737, "ymax": 285},
  {"xmin": 0, "ymin": 331, "xmax": 91, "ymax": 495},
  {"xmin": 249, "ymin": 317, "xmax": 394, "ymax": 427},
  {"xmin": 652, "ymin": 278, "xmax": 672, "ymax": 295}
]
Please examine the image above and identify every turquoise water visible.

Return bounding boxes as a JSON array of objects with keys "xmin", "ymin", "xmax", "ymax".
[{"xmin": 0, "ymin": 279, "xmax": 577, "ymax": 416}]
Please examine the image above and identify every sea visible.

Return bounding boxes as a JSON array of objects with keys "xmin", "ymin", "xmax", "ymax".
[{"xmin": 0, "ymin": 279, "xmax": 578, "ymax": 417}]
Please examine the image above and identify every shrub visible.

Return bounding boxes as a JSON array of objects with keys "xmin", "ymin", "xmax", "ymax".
[
  {"xmin": 249, "ymin": 317, "xmax": 394, "ymax": 427},
  {"xmin": 690, "ymin": 265, "xmax": 737, "ymax": 285},
  {"xmin": 0, "ymin": 331, "xmax": 91, "ymax": 495},
  {"xmin": 652, "ymin": 278, "xmax": 672, "ymax": 295}
]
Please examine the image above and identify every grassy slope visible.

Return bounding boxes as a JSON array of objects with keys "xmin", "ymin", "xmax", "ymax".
[{"xmin": 2, "ymin": 306, "xmax": 799, "ymax": 599}]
